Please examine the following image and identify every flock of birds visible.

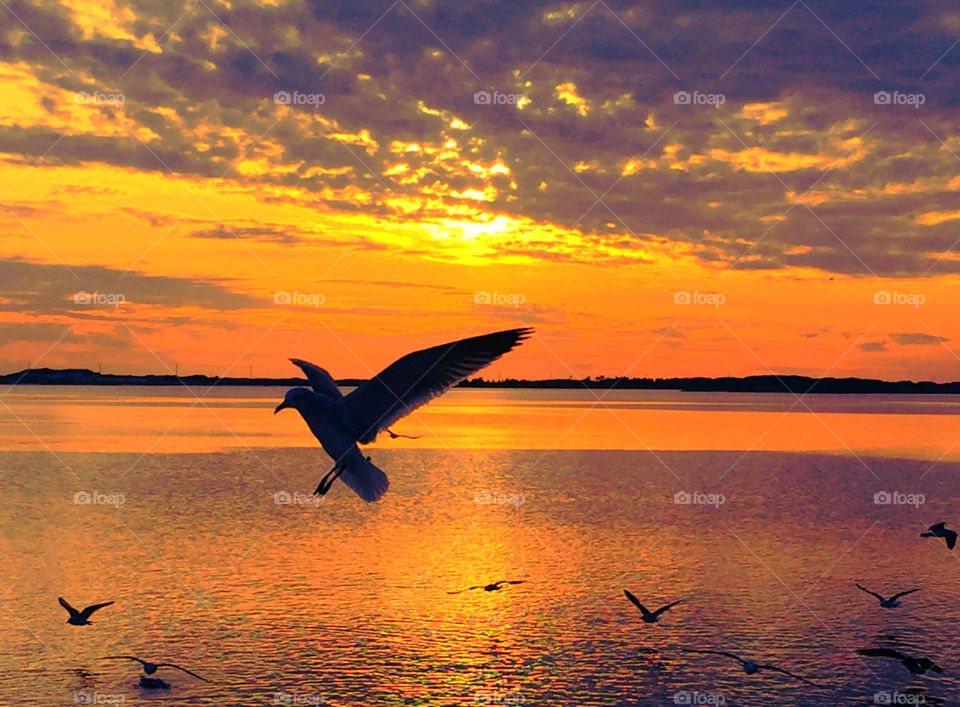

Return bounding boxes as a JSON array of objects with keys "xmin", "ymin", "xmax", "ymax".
[{"xmin": 60, "ymin": 328, "xmax": 960, "ymax": 696}]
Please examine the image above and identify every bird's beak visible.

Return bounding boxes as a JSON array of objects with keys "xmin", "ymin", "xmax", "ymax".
[{"xmin": 274, "ymin": 402, "xmax": 288, "ymax": 414}]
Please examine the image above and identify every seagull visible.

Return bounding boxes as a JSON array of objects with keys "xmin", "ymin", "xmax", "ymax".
[
  {"xmin": 682, "ymin": 648, "xmax": 816, "ymax": 685},
  {"xmin": 623, "ymin": 590, "xmax": 684, "ymax": 624},
  {"xmin": 921, "ymin": 522, "xmax": 957, "ymax": 550},
  {"xmin": 100, "ymin": 656, "xmax": 209, "ymax": 682},
  {"xmin": 858, "ymin": 648, "xmax": 942, "ymax": 675},
  {"xmin": 58, "ymin": 597, "xmax": 114, "ymax": 625},
  {"xmin": 447, "ymin": 580, "xmax": 525, "ymax": 594},
  {"xmin": 275, "ymin": 328, "xmax": 533, "ymax": 501},
  {"xmin": 855, "ymin": 583, "xmax": 921, "ymax": 608}
]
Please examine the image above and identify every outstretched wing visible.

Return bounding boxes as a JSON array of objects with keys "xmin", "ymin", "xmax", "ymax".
[
  {"xmin": 58, "ymin": 597, "xmax": 79, "ymax": 617},
  {"xmin": 341, "ymin": 328, "xmax": 533, "ymax": 444},
  {"xmin": 289, "ymin": 359, "xmax": 343, "ymax": 399},
  {"xmin": 855, "ymin": 584, "xmax": 884, "ymax": 601},
  {"xmin": 79, "ymin": 601, "xmax": 114, "ymax": 619},
  {"xmin": 623, "ymin": 589, "xmax": 650, "ymax": 615},
  {"xmin": 929, "ymin": 522, "xmax": 946, "ymax": 531},
  {"xmin": 889, "ymin": 588, "xmax": 921, "ymax": 601},
  {"xmin": 100, "ymin": 656, "xmax": 147, "ymax": 667},
  {"xmin": 946, "ymin": 530, "xmax": 958, "ymax": 550},
  {"xmin": 682, "ymin": 648, "xmax": 745, "ymax": 663},
  {"xmin": 758, "ymin": 664, "xmax": 816, "ymax": 685},
  {"xmin": 858, "ymin": 647, "xmax": 906, "ymax": 660},
  {"xmin": 651, "ymin": 599, "xmax": 684, "ymax": 617},
  {"xmin": 158, "ymin": 663, "xmax": 209, "ymax": 681}
]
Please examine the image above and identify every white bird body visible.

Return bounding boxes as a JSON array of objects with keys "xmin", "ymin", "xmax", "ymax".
[{"xmin": 276, "ymin": 328, "xmax": 533, "ymax": 502}]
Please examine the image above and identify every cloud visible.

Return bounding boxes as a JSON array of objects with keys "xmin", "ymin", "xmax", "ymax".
[
  {"xmin": 891, "ymin": 332, "xmax": 950, "ymax": 346},
  {"xmin": 859, "ymin": 340, "xmax": 888, "ymax": 353}
]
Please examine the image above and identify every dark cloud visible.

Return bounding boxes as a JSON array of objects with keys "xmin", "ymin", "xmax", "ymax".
[
  {"xmin": 891, "ymin": 332, "xmax": 950, "ymax": 346},
  {"xmin": 859, "ymin": 340, "xmax": 887, "ymax": 352}
]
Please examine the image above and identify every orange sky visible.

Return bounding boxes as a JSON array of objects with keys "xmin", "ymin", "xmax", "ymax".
[{"xmin": 1, "ymin": 1, "xmax": 959, "ymax": 380}]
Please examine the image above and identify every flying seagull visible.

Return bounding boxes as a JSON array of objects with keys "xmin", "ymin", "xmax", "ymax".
[
  {"xmin": 855, "ymin": 583, "xmax": 921, "ymax": 608},
  {"xmin": 58, "ymin": 597, "xmax": 114, "ymax": 625},
  {"xmin": 857, "ymin": 648, "xmax": 942, "ymax": 676},
  {"xmin": 921, "ymin": 522, "xmax": 957, "ymax": 550},
  {"xmin": 276, "ymin": 327, "xmax": 533, "ymax": 501},
  {"xmin": 623, "ymin": 589, "xmax": 684, "ymax": 624},
  {"xmin": 447, "ymin": 580, "xmax": 525, "ymax": 594},
  {"xmin": 100, "ymin": 656, "xmax": 209, "ymax": 682},
  {"xmin": 682, "ymin": 648, "xmax": 816, "ymax": 685}
]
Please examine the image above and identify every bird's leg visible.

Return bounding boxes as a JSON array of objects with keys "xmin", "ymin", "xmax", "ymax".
[{"xmin": 314, "ymin": 462, "xmax": 346, "ymax": 496}]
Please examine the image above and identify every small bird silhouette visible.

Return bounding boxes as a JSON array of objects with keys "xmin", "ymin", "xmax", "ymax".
[
  {"xmin": 100, "ymin": 656, "xmax": 209, "ymax": 682},
  {"xmin": 58, "ymin": 597, "xmax": 114, "ymax": 625},
  {"xmin": 447, "ymin": 580, "xmax": 525, "ymax": 594},
  {"xmin": 921, "ymin": 522, "xmax": 957, "ymax": 550},
  {"xmin": 623, "ymin": 590, "xmax": 684, "ymax": 623},
  {"xmin": 682, "ymin": 648, "xmax": 816, "ymax": 685},
  {"xmin": 858, "ymin": 648, "xmax": 942, "ymax": 675},
  {"xmin": 855, "ymin": 584, "xmax": 920, "ymax": 608}
]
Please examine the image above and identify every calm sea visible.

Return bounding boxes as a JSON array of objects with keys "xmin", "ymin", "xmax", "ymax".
[{"xmin": 1, "ymin": 387, "xmax": 959, "ymax": 705}]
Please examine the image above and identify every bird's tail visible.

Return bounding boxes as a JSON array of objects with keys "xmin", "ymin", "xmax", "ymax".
[{"xmin": 339, "ymin": 453, "xmax": 390, "ymax": 502}]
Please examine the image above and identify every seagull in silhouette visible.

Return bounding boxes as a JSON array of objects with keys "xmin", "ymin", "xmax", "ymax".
[
  {"xmin": 275, "ymin": 328, "xmax": 533, "ymax": 502},
  {"xmin": 623, "ymin": 590, "xmax": 684, "ymax": 624},
  {"xmin": 447, "ymin": 580, "xmax": 525, "ymax": 594},
  {"xmin": 448, "ymin": 580, "xmax": 526, "ymax": 594},
  {"xmin": 858, "ymin": 648, "xmax": 942, "ymax": 675},
  {"xmin": 58, "ymin": 597, "xmax": 114, "ymax": 625},
  {"xmin": 100, "ymin": 656, "xmax": 209, "ymax": 682},
  {"xmin": 921, "ymin": 522, "xmax": 957, "ymax": 550},
  {"xmin": 855, "ymin": 584, "xmax": 921, "ymax": 608},
  {"xmin": 682, "ymin": 648, "xmax": 816, "ymax": 685}
]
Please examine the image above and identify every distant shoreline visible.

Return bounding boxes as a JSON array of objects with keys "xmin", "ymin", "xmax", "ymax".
[{"xmin": 2, "ymin": 368, "xmax": 959, "ymax": 394}]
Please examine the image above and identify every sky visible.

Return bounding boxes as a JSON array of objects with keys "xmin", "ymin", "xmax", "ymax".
[{"xmin": 1, "ymin": 0, "xmax": 959, "ymax": 381}]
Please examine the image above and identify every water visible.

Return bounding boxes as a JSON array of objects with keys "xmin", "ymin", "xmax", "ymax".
[{"xmin": 1, "ymin": 387, "xmax": 959, "ymax": 705}]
